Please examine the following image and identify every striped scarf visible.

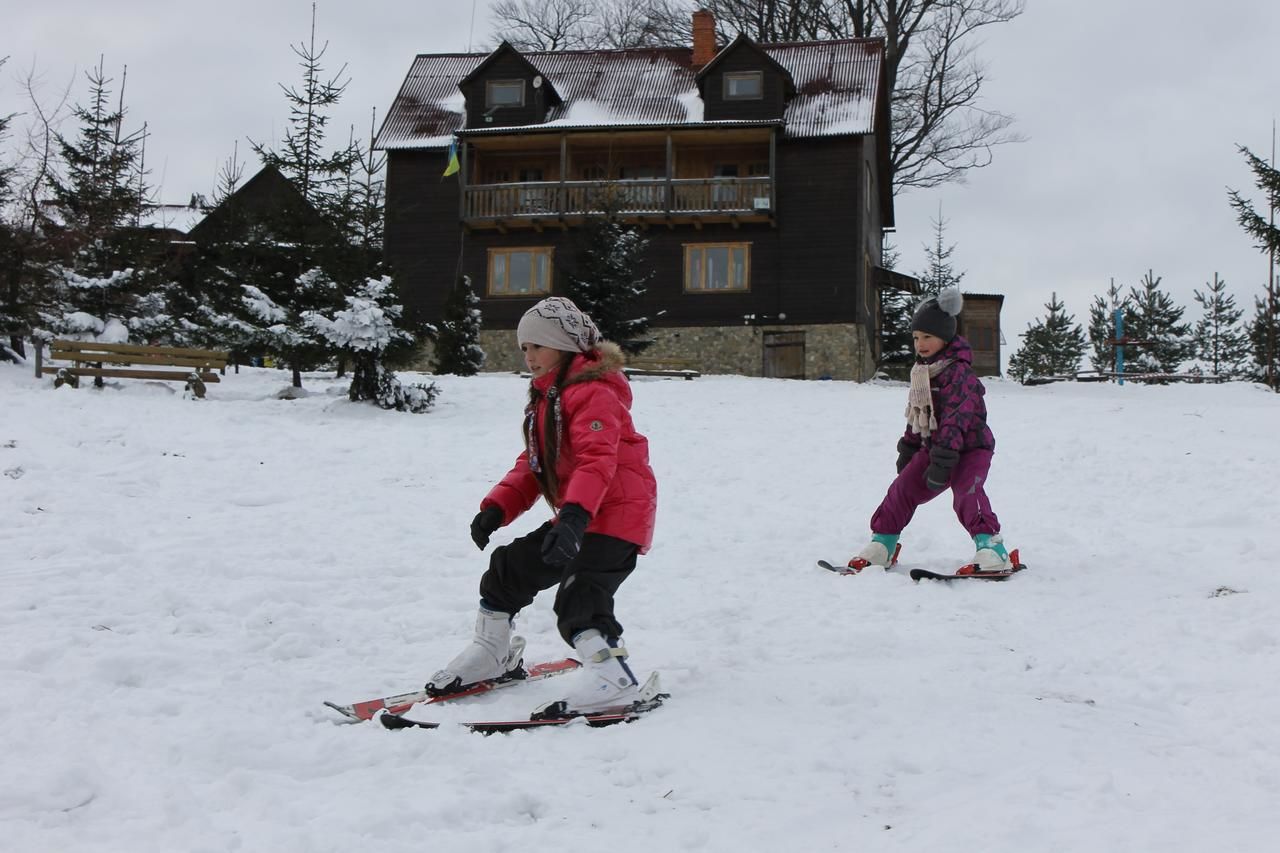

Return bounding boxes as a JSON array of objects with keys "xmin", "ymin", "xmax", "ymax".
[{"xmin": 905, "ymin": 358, "xmax": 953, "ymax": 439}]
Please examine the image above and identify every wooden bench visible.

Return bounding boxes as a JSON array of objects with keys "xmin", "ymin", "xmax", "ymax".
[
  {"xmin": 35, "ymin": 339, "xmax": 231, "ymax": 398},
  {"xmin": 623, "ymin": 357, "xmax": 701, "ymax": 380}
]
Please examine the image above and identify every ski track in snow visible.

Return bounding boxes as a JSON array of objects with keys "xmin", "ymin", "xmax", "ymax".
[{"xmin": 2, "ymin": 364, "xmax": 1279, "ymax": 851}]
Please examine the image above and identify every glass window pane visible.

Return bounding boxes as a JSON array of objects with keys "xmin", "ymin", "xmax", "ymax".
[
  {"xmin": 493, "ymin": 254, "xmax": 507, "ymax": 294},
  {"xmin": 535, "ymin": 253, "xmax": 550, "ymax": 293},
  {"xmin": 726, "ymin": 73, "xmax": 762, "ymax": 98},
  {"xmin": 508, "ymin": 252, "xmax": 533, "ymax": 293},
  {"xmin": 706, "ymin": 247, "xmax": 730, "ymax": 289},
  {"xmin": 489, "ymin": 81, "xmax": 523, "ymax": 106}
]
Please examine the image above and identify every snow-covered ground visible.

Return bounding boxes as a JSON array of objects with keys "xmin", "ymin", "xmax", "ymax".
[{"xmin": 3, "ymin": 360, "xmax": 1279, "ymax": 852}]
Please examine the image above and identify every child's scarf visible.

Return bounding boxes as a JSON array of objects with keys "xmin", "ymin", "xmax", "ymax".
[{"xmin": 905, "ymin": 358, "xmax": 954, "ymax": 438}]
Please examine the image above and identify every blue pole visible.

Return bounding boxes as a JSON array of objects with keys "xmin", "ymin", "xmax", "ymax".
[{"xmin": 1114, "ymin": 309, "xmax": 1124, "ymax": 386}]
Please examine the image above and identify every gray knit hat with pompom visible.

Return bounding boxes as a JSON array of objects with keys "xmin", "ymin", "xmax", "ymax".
[{"xmin": 910, "ymin": 287, "xmax": 964, "ymax": 341}]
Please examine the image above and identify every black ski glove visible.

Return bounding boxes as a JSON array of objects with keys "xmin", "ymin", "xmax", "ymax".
[
  {"xmin": 896, "ymin": 437, "xmax": 919, "ymax": 475},
  {"xmin": 541, "ymin": 503, "xmax": 590, "ymax": 568},
  {"xmin": 925, "ymin": 446, "xmax": 960, "ymax": 492},
  {"xmin": 470, "ymin": 506, "xmax": 504, "ymax": 550}
]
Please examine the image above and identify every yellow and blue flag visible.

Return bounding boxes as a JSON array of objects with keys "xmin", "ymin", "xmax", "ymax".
[{"xmin": 442, "ymin": 138, "xmax": 460, "ymax": 178}]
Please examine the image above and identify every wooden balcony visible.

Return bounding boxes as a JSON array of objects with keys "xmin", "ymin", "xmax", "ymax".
[{"xmin": 462, "ymin": 177, "xmax": 774, "ymax": 230}]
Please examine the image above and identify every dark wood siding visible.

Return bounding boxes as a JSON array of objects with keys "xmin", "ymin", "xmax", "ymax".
[
  {"xmin": 772, "ymin": 137, "xmax": 864, "ymax": 326},
  {"xmin": 387, "ymin": 136, "xmax": 875, "ymax": 338},
  {"xmin": 460, "ymin": 53, "xmax": 547, "ymax": 129},
  {"xmin": 701, "ymin": 47, "xmax": 788, "ymax": 122},
  {"xmin": 384, "ymin": 150, "xmax": 461, "ymax": 323}
]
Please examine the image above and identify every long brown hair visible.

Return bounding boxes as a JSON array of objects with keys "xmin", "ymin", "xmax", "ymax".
[{"xmin": 525, "ymin": 353, "xmax": 575, "ymax": 505}]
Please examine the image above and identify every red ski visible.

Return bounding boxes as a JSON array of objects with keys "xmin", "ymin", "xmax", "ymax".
[
  {"xmin": 324, "ymin": 657, "xmax": 581, "ymax": 722},
  {"xmin": 378, "ymin": 673, "xmax": 667, "ymax": 734}
]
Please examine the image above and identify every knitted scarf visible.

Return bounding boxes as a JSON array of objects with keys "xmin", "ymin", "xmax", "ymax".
[{"xmin": 905, "ymin": 358, "xmax": 954, "ymax": 438}]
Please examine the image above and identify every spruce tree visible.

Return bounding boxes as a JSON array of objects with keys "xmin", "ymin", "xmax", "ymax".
[
  {"xmin": 1191, "ymin": 273, "xmax": 1250, "ymax": 378},
  {"xmin": 43, "ymin": 60, "xmax": 169, "ymax": 348},
  {"xmin": 875, "ymin": 240, "xmax": 914, "ymax": 380},
  {"xmin": 1228, "ymin": 144, "xmax": 1280, "ymax": 389},
  {"xmin": 1007, "ymin": 292, "xmax": 1086, "ymax": 383},
  {"xmin": 916, "ymin": 212, "xmax": 965, "ymax": 297},
  {"xmin": 223, "ymin": 7, "xmax": 365, "ymax": 386},
  {"xmin": 432, "ymin": 274, "xmax": 485, "ymax": 375},
  {"xmin": 1087, "ymin": 279, "xmax": 1126, "ymax": 373},
  {"xmin": 1124, "ymin": 269, "xmax": 1191, "ymax": 374},
  {"xmin": 1248, "ymin": 293, "xmax": 1280, "ymax": 385},
  {"xmin": 251, "ymin": 8, "xmax": 359, "ymax": 231},
  {"xmin": 565, "ymin": 212, "xmax": 653, "ymax": 354}
]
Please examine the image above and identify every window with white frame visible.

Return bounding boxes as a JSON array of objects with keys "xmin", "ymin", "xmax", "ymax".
[
  {"xmin": 684, "ymin": 243, "xmax": 751, "ymax": 292},
  {"xmin": 488, "ymin": 247, "xmax": 553, "ymax": 296}
]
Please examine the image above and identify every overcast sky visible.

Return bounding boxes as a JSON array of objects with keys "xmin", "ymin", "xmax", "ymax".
[{"xmin": 5, "ymin": 0, "xmax": 1279, "ymax": 343}]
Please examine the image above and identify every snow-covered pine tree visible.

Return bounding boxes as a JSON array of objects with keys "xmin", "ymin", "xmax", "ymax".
[
  {"xmin": 1124, "ymin": 270, "xmax": 1191, "ymax": 375},
  {"xmin": 1191, "ymin": 273, "xmax": 1250, "ymax": 379},
  {"xmin": 158, "ymin": 150, "xmax": 245, "ymax": 351},
  {"xmin": 875, "ymin": 240, "xmax": 915, "ymax": 380},
  {"xmin": 432, "ymin": 274, "xmax": 485, "ymax": 375},
  {"xmin": 1087, "ymin": 279, "xmax": 1125, "ymax": 373},
  {"xmin": 41, "ymin": 60, "xmax": 170, "ymax": 350},
  {"xmin": 238, "ymin": 267, "xmax": 342, "ymax": 393},
  {"xmin": 304, "ymin": 275, "xmax": 439, "ymax": 412},
  {"xmin": 226, "ymin": 7, "xmax": 366, "ymax": 386},
  {"xmin": 565, "ymin": 207, "xmax": 653, "ymax": 355},
  {"xmin": 915, "ymin": 212, "xmax": 965, "ymax": 298},
  {"xmin": 1006, "ymin": 292, "xmax": 1086, "ymax": 383}
]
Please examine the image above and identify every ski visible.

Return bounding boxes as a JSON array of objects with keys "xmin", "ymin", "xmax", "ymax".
[
  {"xmin": 379, "ymin": 672, "xmax": 668, "ymax": 734},
  {"xmin": 910, "ymin": 550, "xmax": 1027, "ymax": 582},
  {"xmin": 818, "ymin": 542, "xmax": 902, "ymax": 575},
  {"xmin": 323, "ymin": 657, "xmax": 581, "ymax": 722}
]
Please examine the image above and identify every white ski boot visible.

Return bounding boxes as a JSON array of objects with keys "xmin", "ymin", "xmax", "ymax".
[
  {"xmin": 426, "ymin": 605, "xmax": 525, "ymax": 696},
  {"xmin": 538, "ymin": 629, "xmax": 639, "ymax": 717},
  {"xmin": 972, "ymin": 533, "xmax": 1013, "ymax": 571}
]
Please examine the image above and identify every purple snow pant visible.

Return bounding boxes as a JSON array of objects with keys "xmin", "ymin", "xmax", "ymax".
[{"xmin": 870, "ymin": 448, "xmax": 1000, "ymax": 536}]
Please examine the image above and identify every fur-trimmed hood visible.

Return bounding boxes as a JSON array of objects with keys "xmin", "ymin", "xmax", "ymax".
[{"xmin": 531, "ymin": 340, "xmax": 627, "ymax": 393}]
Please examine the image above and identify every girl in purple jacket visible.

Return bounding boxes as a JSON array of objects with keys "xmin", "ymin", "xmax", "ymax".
[{"xmin": 849, "ymin": 288, "xmax": 1013, "ymax": 572}]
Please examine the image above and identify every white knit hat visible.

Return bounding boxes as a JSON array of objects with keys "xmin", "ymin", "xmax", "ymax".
[{"xmin": 516, "ymin": 297, "xmax": 601, "ymax": 352}]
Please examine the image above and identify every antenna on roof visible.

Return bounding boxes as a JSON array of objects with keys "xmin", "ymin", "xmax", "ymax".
[{"xmin": 467, "ymin": 0, "xmax": 477, "ymax": 52}]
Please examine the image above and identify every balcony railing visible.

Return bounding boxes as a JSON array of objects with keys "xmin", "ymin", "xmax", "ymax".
[{"xmin": 463, "ymin": 177, "xmax": 774, "ymax": 221}]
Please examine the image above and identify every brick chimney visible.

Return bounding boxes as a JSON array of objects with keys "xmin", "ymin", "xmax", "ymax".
[{"xmin": 692, "ymin": 9, "xmax": 717, "ymax": 69}]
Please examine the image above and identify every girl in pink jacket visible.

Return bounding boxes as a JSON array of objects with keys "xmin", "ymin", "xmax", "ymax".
[{"xmin": 428, "ymin": 297, "xmax": 658, "ymax": 717}]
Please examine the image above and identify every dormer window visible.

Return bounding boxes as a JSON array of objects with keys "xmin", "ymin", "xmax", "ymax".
[
  {"xmin": 487, "ymin": 80, "xmax": 525, "ymax": 109},
  {"xmin": 723, "ymin": 71, "xmax": 763, "ymax": 100}
]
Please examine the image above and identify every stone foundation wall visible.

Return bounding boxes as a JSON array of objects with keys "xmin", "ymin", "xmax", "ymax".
[{"xmin": 411, "ymin": 323, "xmax": 876, "ymax": 381}]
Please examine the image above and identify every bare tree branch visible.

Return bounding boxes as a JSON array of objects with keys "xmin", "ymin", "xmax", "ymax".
[
  {"xmin": 489, "ymin": 0, "xmax": 1024, "ymax": 193},
  {"xmin": 490, "ymin": 0, "xmax": 601, "ymax": 50}
]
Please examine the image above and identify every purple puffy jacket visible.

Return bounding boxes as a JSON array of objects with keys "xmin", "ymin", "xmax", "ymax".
[{"xmin": 900, "ymin": 335, "xmax": 996, "ymax": 454}]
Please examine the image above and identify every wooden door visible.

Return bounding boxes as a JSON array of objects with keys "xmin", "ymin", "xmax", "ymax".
[{"xmin": 763, "ymin": 331, "xmax": 805, "ymax": 379}]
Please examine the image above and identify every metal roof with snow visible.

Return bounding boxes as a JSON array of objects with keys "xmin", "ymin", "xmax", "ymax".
[{"xmin": 375, "ymin": 39, "xmax": 882, "ymax": 150}]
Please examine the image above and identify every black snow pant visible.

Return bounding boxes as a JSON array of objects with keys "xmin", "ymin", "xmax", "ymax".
[{"xmin": 479, "ymin": 521, "xmax": 638, "ymax": 645}]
